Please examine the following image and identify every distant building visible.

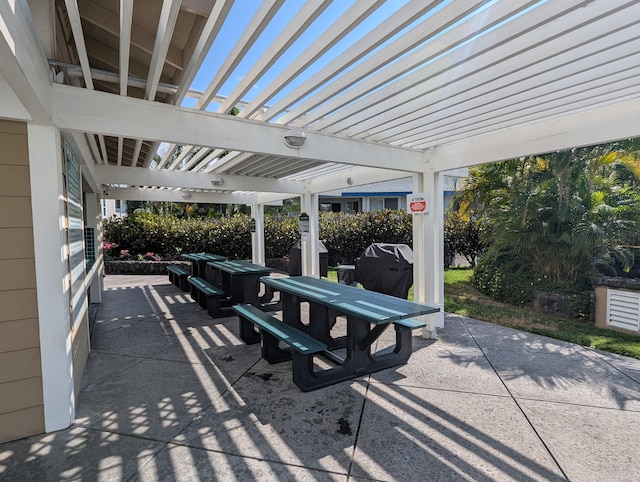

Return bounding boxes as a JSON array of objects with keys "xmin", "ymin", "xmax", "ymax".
[
  {"xmin": 319, "ymin": 175, "xmax": 465, "ymax": 213},
  {"xmin": 101, "ymin": 199, "xmax": 127, "ymax": 218}
]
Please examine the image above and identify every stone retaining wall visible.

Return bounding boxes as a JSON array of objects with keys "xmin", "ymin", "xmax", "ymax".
[
  {"xmin": 104, "ymin": 260, "xmax": 191, "ymax": 275},
  {"xmin": 105, "ymin": 259, "xmax": 290, "ymax": 275},
  {"xmin": 532, "ymin": 290, "xmax": 576, "ymax": 318}
]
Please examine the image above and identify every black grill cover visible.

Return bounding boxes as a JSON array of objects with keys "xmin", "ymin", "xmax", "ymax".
[{"xmin": 355, "ymin": 243, "xmax": 413, "ymax": 298}]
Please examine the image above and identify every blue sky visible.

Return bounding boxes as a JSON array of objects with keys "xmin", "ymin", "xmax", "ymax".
[
  {"xmin": 179, "ymin": 0, "xmax": 528, "ymax": 120},
  {"xmin": 182, "ymin": 0, "xmax": 412, "ymax": 111}
]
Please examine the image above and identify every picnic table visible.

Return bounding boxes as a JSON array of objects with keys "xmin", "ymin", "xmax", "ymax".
[
  {"xmin": 206, "ymin": 260, "xmax": 277, "ymax": 309},
  {"xmin": 235, "ymin": 275, "xmax": 439, "ymax": 391},
  {"xmin": 180, "ymin": 253, "xmax": 226, "ymax": 279}
]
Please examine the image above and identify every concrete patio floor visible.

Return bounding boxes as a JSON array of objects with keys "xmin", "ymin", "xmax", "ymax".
[{"xmin": 2, "ymin": 274, "xmax": 640, "ymax": 481}]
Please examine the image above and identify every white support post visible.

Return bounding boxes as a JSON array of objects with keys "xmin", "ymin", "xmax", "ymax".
[
  {"xmin": 309, "ymin": 194, "xmax": 320, "ymax": 277},
  {"xmin": 251, "ymin": 202, "xmax": 265, "ymax": 265},
  {"xmin": 28, "ymin": 123, "xmax": 76, "ymax": 432},
  {"xmin": 422, "ymin": 166, "xmax": 445, "ymax": 338},
  {"xmin": 300, "ymin": 193, "xmax": 313, "ymax": 276},
  {"xmin": 84, "ymin": 191, "xmax": 102, "ymax": 303},
  {"xmin": 412, "ymin": 163, "xmax": 445, "ymax": 339},
  {"xmin": 412, "ymin": 172, "xmax": 427, "ymax": 303}
]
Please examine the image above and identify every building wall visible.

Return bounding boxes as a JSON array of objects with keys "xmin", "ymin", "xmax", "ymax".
[
  {"xmin": 101, "ymin": 198, "xmax": 127, "ymax": 218},
  {"xmin": 0, "ymin": 120, "xmax": 45, "ymax": 443}
]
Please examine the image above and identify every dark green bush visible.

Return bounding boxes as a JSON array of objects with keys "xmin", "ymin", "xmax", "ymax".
[
  {"xmin": 471, "ymin": 247, "xmax": 535, "ymax": 306},
  {"xmin": 472, "ymin": 245, "xmax": 592, "ymax": 316},
  {"xmin": 264, "ymin": 216, "xmax": 298, "ymax": 258},
  {"xmin": 320, "ymin": 210, "xmax": 413, "ymax": 264},
  {"xmin": 443, "ymin": 211, "xmax": 489, "ymax": 267},
  {"xmin": 104, "ymin": 210, "xmax": 415, "ymax": 263}
]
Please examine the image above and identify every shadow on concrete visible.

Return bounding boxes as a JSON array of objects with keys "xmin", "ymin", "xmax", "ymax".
[{"xmin": 2, "ymin": 275, "xmax": 640, "ymax": 481}]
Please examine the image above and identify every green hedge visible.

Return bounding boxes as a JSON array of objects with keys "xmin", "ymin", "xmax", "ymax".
[
  {"xmin": 320, "ymin": 210, "xmax": 413, "ymax": 264},
  {"xmin": 104, "ymin": 210, "xmax": 414, "ymax": 263},
  {"xmin": 471, "ymin": 247, "xmax": 535, "ymax": 306},
  {"xmin": 471, "ymin": 246, "xmax": 592, "ymax": 316}
]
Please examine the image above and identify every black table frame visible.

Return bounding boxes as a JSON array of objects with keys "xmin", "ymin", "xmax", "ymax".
[
  {"xmin": 259, "ymin": 276, "xmax": 439, "ymax": 390},
  {"xmin": 207, "ymin": 260, "xmax": 278, "ymax": 309},
  {"xmin": 180, "ymin": 253, "xmax": 226, "ymax": 279}
]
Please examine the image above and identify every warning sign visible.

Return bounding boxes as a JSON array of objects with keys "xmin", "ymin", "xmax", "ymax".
[{"xmin": 407, "ymin": 193, "xmax": 429, "ymax": 214}]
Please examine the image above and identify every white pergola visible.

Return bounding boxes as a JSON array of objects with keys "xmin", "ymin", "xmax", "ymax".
[{"xmin": 3, "ymin": 0, "xmax": 640, "ymax": 334}]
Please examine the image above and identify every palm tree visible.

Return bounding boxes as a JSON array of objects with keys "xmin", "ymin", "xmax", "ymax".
[{"xmin": 458, "ymin": 141, "xmax": 640, "ymax": 285}]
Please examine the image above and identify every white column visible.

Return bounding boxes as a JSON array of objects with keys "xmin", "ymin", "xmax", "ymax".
[
  {"xmin": 28, "ymin": 123, "xmax": 76, "ymax": 431},
  {"xmin": 413, "ymin": 162, "xmax": 444, "ymax": 338},
  {"xmin": 250, "ymin": 202, "xmax": 265, "ymax": 265},
  {"xmin": 85, "ymin": 191, "xmax": 102, "ymax": 303},
  {"xmin": 422, "ymin": 166, "xmax": 445, "ymax": 338},
  {"xmin": 309, "ymin": 193, "xmax": 320, "ymax": 277},
  {"xmin": 300, "ymin": 193, "xmax": 312, "ymax": 276},
  {"xmin": 412, "ymin": 172, "xmax": 427, "ymax": 303}
]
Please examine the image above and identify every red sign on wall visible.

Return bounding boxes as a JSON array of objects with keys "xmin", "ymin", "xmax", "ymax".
[{"xmin": 407, "ymin": 193, "xmax": 429, "ymax": 214}]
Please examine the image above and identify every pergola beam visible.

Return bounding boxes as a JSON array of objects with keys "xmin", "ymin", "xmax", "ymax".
[
  {"xmin": 431, "ymin": 96, "xmax": 640, "ymax": 171},
  {"xmin": 0, "ymin": 0, "xmax": 52, "ymax": 122},
  {"xmin": 107, "ymin": 187, "xmax": 257, "ymax": 204},
  {"xmin": 94, "ymin": 165, "xmax": 307, "ymax": 194},
  {"xmin": 145, "ymin": 0, "xmax": 181, "ymax": 101},
  {"xmin": 52, "ymin": 84, "xmax": 425, "ymax": 172},
  {"xmin": 307, "ymin": 167, "xmax": 411, "ymax": 195}
]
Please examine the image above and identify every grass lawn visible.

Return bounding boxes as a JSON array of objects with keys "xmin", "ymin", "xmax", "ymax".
[
  {"xmin": 444, "ymin": 268, "xmax": 640, "ymax": 360},
  {"xmin": 327, "ymin": 267, "xmax": 640, "ymax": 360}
]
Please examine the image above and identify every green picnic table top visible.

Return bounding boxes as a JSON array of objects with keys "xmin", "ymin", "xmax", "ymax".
[
  {"xmin": 261, "ymin": 275, "xmax": 439, "ymax": 324},
  {"xmin": 207, "ymin": 260, "xmax": 274, "ymax": 275},
  {"xmin": 180, "ymin": 253, "xmax": 226, "ymax": 262}
]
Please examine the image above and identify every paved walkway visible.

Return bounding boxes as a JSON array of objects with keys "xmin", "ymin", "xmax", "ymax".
[{"xmin": 2, "ymin": 275, "xmax": 640, "ymax": 481}]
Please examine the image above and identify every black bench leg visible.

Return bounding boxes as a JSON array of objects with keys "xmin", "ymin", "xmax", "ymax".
[
  {"xmin": 291, "ymin": 352, "xmax": 320, "ymax": 392},
  {"xmin": 177, "ymin": 275, "xmax": 190, "ymax": 292},
  {"xmin": 390, "ymin": 324, "xmax": 414, "ymax": 364},
  {"xmin": 290, "ymin": 353, "xmax": 349, "ymax": 392},
  {"xmin": 261, "ymin": 331, "xmax": 292, "ymax": 364},
  {"xmin": 239, "ymin": 317, "xmax": 261, "ymax": 344},
  {"xmin": 189, "ymin": 285, "xmax": 200, "ymax": 305},
  {"xmin": 206, "ymin": 295, "xmax": 233, "ymax": 319},
  {"xmin": 196, "ymin": 292, "xmax": 208, "ymax": 310}
]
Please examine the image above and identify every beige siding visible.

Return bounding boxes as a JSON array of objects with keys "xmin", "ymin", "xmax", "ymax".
[
  {"xmin": 0, "ymin": 119, "xmax": 44, "ymax": 443},
  {"xmin": 72, "ymin": 318, "xmax": 89, "ymax": 396},
  {"xmin": 593, "ymin": 286, "xmax": 607, "ymax": 329}
]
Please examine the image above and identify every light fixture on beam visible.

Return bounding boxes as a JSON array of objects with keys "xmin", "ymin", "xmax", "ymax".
[
  {"xmin": 181, "ymin": 192, "xmax": 192, "ymax": 199},
  {"xmin": 210, "ymin": 176, "xmax": 224, "ymax": 186},
  {"xmin": 283, "ymin": 129, "xmax": 306, "ymax": 148}
]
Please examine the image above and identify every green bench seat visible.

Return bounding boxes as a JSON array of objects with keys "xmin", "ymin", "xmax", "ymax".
[
  {"xmin": 232, "ymin": 304, "xmax": 328, "ymax": 389},
  {"xmin": 394, "ymin": 318, "xmax": 426, "ymax": 330},
  {"xmin": 187, "ymin": 277, "xmax": 231, "ymax": 318},
  {"xmin": 167, "ymin": 265, "xmax": 190, "ymax": 291}
]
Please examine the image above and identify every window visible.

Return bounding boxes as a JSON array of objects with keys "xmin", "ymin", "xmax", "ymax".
[
  {"xmin": 346, "ymin": 201, "xmax": 359, "ymax": 213},
  {"xmin": 384, "ymin": 197, "xmax": 398, "ymax": 210},
  {"xmin": 369, "ymin": 198, "xmax": 383, "ymax": 211}
]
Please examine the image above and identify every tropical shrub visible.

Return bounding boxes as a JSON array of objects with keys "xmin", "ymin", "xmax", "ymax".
[
  {"xmin": 471, "ymin": 247, "xmax": 535, "ymax": 306},
  {"xmin": 443, "ymin": 211, "xmax": 489, "ymax": 267},
  {"xmin": 458, "ymin": 140, "xmax": 640, "ymax": 313}
]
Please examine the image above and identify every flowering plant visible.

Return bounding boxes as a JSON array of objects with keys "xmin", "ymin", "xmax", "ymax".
[{"xmin": 137, "ymin": 252, "xmax": 162, "ymax": 261}]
